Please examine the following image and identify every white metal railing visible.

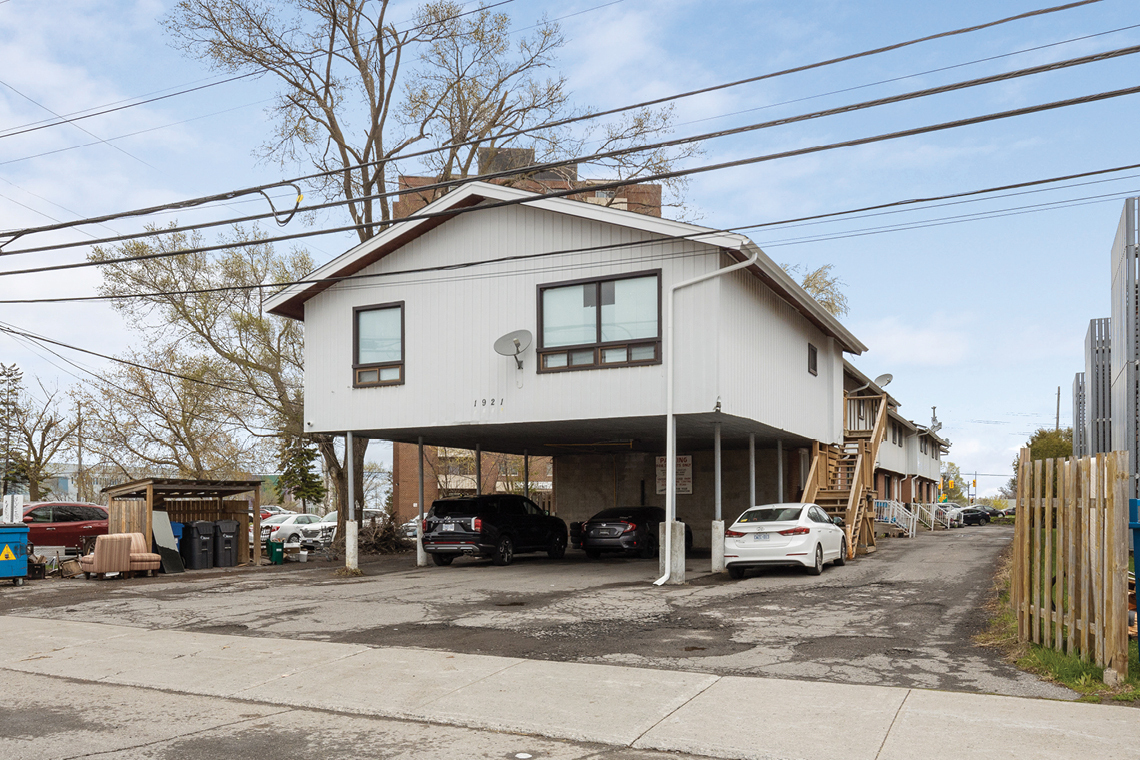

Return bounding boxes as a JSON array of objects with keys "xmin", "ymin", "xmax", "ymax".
[
  {"xmin": 913, "ymin": 502, "xmax": 935, "ymax": 530},
  {"xmin": 912, "ymin": 502, "xmax": 953, "ymax": 530},
  {"xmin": 874, "ymin": 499, "xmax": 917, "ymax": 538}
]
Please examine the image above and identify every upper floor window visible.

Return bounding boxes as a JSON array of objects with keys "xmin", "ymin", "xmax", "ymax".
[
  {"xmin": 808, "ymin": 344, "xmax": 818, "ymax": 376},
  {"xmin": 354, "ymin": 302, "xmax": 404, "ymax": 387},
  {"xmin": 538, "ymin": 271, "xmax": 660, "ymax": 372}
]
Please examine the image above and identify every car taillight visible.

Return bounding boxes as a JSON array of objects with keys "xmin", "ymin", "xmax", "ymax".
[
  {"xmin": 621, "ymin": 522, "xmax": 637, "ymax": 533},
  {"xmin": 779, "ymin": 526, "xmax": 810, "ymax": 536},
  {"xmin": 724, "ymin": 529, "xmax": 745, "ymax": 537},
  {"xmin": 422, "ymin": 519, "xmax": 428, "ymax": 533},
  {"xmin": 473, "ymin": 517, "xmax": 482, "ymax": 532}
]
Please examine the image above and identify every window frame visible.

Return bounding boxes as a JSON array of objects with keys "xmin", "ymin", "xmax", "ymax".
[
  {"xmin": 808, "ymin": 343, "xmax": 818, "ymax": 376},
  {"xmin": 536, "ymin": 269, "xmax": 663, "ymax": 374},
  {"xmin": 353, "ymin": 301, "xmax": 405, "ymax": 388}
]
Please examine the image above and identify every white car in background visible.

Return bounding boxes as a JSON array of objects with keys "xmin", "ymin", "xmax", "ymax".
[
  {"xmin": 257, "ymin": 513, "xmax": 322, "ymax": 545},
  {"xmin": 723, "ymin": 503, "xmax": 846, "ymax": 580},
  {"xmin": 300, "ymin": 512, "xmax": 338, "ymax": 549}
]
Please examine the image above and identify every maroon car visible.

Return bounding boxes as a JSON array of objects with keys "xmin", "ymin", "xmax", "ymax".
[{"xmin": 23, "ymin": 502, "xmax": 109, "ymax": 551}]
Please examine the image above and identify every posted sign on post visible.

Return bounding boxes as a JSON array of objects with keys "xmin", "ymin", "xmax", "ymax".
[{"xmin": 656, "ymin": 455, "xmax": 693, "ymax": 495}]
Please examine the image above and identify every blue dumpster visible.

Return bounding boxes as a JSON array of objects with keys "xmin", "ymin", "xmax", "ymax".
[
  {"xmin": 170, "ymin": 521, "xmax": 184, "ymax": 553},
  {"xmin": 0, "ymin": 523, "xmax": 30, "ymax": 586}
]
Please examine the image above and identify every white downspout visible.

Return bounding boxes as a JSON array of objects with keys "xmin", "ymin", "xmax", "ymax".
[{"xmin": 655, "ymin": 247, "xmax": 760, "ymax": 586}]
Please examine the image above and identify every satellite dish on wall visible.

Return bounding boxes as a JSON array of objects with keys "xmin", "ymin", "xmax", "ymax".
[
  {"xmin": 494, "ymin": 329, "xmax": 533, "ymax": 370},
  {"xmin": 874, "ymin": 373, "xmax": 893, "ymax": 388}
]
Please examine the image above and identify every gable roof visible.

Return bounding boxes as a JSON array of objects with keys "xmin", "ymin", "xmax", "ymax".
[{"xmin": 264, "ymin": 181, "xmax": 866, "ymax": 354}]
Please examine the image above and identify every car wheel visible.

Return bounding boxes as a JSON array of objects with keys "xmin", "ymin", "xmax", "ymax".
[
  {"xmin": 638, "ymin": 533, "xmax": 657, "ymax": 559},
  {"xmin": 727, "ymin": 565, "xmax": 746, "ymax": 580},
  {"xmin": 982, "ymin": 517, "xmax": 990, "ymax": 525},
  {"xmin": 585, "ymin": 549, "xmax": 601, "ymax": 559},
  {"xmin": 807, "ymin": 544, "xmax": 824, "ymax": 576},
  {"xmin": 432, "ymin": 553, "xmax": 455, "ymax": 566},
  {"xmin": 492, "ymin": 535, "xmax": 514, "ymax": 566},
  {"xmin": 547, "ymin": 533, "xmax": 567, "ymax": 559},
  {"xmin": 835, "ymin": 538, "xmax": 847, "ymax": 566}
]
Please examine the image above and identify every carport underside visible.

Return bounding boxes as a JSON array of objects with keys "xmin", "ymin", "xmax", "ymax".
[{"xmin": 348, "ymin": 412, "xmax": 818, "ymax": 564}]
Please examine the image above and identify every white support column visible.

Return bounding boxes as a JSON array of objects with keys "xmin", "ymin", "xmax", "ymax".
[
  {"xmin": 475, "ymin": 444, "xmax": 482, "ymax": 495},
  {"xmin": 345, "ymin": 432, "xmax": 358, "ymax": 571},
  {"xmin": 712, "ymin": 422, "xmax": 724, "ymax": 573},
  {"xmin": 524, "ymin": 449, "xmax": 530, "ymax": 500},
  {"xmin": 749, "ymin": 433, "xmax": 756, "ymax": 506},
  {"xmin": 777, "ymin": 439, "xmax": 784, "ymax": 503},
  {"xmin": 416, "ymin": 436, "xmax": 428, "ymax": 567}
]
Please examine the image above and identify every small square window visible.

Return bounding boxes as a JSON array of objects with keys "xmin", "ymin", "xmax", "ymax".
[
  {"xmin": 808, "ymin": 344, "xmax": 818, "ymax": 376},
  {"xmin": 544, "ymin": 353, "xmax": 569, "ymax": 369},
  {"xmin": 354, "ymin": 302, "xmax": 404, "ymax": 387},
  {"xmin": 570, "ymin": 349, "xmax": 595, "ymax": 366},
  {"xmin": 602, "ymin": 347, "xmax": 628, "ymax": 363},
  {"xmin": 630, "ymin": 344, "xmax": 656, "ymax": 362}
]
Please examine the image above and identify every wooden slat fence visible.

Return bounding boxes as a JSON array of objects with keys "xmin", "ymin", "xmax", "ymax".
[
  {"xmin": 108, "ymin": 497, "xmax": 251, "ymax": 566},
  {"xmin": 1012, "ymin": 448, "xmax": 1129, "ymax": 679}
]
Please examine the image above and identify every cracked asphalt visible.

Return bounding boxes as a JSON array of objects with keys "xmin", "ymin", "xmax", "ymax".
[{"xmin": 0, "ymin": 523, "xmax": 1072, "ymax": 701}]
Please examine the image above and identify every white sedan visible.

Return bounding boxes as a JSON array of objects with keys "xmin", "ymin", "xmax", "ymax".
[
  {"xmin": 257, "ymin": 513, "xmax": 322, "ymax": 545},
  {"xmin": 299, "ymin": 512, "xmax": 338, "ymax": 548},
  {"xmin": 723, "ymin": 503, "xmax": 846, "ymax": 580}
]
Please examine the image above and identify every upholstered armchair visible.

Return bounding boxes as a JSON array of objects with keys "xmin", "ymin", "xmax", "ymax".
[
  {"xmin": 79, "ymin": 534, "xmax": 132, "ymax": 579},
  {"xmin": 127, "ymin": 532, "xmax": 162, "ymax": 577}
]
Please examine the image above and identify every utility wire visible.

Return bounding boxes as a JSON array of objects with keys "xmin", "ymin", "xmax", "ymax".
[
  {"xmin": 5, "ymin": 41, "xmax": 1137, "ymax": 257},
  {"xmin": 0, "ymin": 0, "xmax": 518, "ymax": 141},
  {"xmin": 0, "ymin": 0, "xmax": 1109, "ymax": 243},
  {"xmin": 4, "ymin": 77, "xmax": 1140, "ymax": 278},
  {"xmin": 3, "ymin": 160, "xmax": 1139, "ymax": 306},
  {"xmin": 0, "ymin": 321, "xmax": 259, "ymax": 397}
]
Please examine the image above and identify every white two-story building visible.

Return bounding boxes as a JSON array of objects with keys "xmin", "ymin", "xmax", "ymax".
[{"xmin": 267, "ymin": 182, "xmax": 871, "ymax": 563}]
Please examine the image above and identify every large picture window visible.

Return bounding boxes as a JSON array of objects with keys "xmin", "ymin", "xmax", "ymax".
[
  {"xmin": 354, "ymin": 302, "xmax": 404, "ymax": 387},
  {"xmin": 538, "ymin": 271, "xmax": 660, "ymax": 372}
]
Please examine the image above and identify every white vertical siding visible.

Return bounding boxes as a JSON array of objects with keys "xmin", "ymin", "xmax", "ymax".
[{"xmin": 715, "ymin": 262, "xmax": 843, "ymax": 444}]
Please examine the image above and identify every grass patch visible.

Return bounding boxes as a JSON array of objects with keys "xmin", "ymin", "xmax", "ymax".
[{"xmin": 976, "ymin": 543, "xmax": 1140, "ymax": 705}]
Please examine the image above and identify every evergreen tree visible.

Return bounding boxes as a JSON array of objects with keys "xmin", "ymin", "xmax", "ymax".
[{"xmin": 275, "ymin": 437, "xmax": 326, "ymax": 513}]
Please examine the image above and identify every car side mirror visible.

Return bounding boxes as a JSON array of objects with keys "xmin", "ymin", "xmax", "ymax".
[
  {"xmin": 832, "ymin": 516, "xmax": 845, "ymax": 528},
  {"xmin": 22, "ymin": 515, "xmax": 32, "ymax": 524}
]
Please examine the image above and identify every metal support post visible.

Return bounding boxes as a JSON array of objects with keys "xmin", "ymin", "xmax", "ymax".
[
  {"xmin": 712, "ymin": 422, "xmax": 724, "ymax": 573},
  {"xmin": 524, "ymin": 449, "xmax": 530, "ymax": 500},
  {"xmin": 777, "ymin": 439, "xmax": 784, "ymax": 503},
  {"xmin": 475, "ymin": 444, "xmax": 482, "ymax": 495},
  {"xmin": 345, "ymin": 432, "xmax": 358, "ymax": 570},
  {"xmin": 417, "ymin": 436, "xmax": 428, "ymax": 566},
  {"xmin": 749, "ymin": 433, "xmax": 756, "ymax": 506}
]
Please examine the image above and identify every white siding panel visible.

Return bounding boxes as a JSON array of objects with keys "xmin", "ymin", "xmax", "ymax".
[
  {"xmin": 877, "ymin": 440, "xmax": 906, "ymax": 474},
  {"xmin": 303, "ymin": 203, "xmax": 723, "ymax": 433},
  {"xmin": 715, "ymin": 261, "xmax": 842, "ymax": 443}
]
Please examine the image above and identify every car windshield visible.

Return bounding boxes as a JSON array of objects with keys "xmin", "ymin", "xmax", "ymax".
[
  {"xmin": 319, "ymin": 513, "xmax": 337, "ymax": 523},
  {"xmin": 738, "ymin": 507, "xmax": 804, "ymax": 523}
]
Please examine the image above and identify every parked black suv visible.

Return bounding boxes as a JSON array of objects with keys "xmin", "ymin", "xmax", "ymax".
[{"xmin": 421, "ymin": 494, "xmax": 568, "ymax": 566}]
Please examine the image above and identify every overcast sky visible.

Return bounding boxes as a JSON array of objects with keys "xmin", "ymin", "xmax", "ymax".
[{"xmin": 2, "ymin": 0, "xmax": 1138, "ymax": 493}]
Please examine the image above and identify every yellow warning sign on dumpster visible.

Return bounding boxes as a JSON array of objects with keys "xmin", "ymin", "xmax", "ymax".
[{"xmin": 0, "ymin": 544, "xmax": 15, "ymax": 561}]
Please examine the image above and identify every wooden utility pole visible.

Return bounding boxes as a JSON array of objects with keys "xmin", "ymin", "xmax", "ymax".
[{"xmin": 76, "ymin": 399, "xmax": 84, "ymax": 502}]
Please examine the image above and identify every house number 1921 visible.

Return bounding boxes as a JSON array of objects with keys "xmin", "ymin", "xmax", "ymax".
[{"xmin": 474, "ymin": 398, "xmax": 505, "ymax": 407}]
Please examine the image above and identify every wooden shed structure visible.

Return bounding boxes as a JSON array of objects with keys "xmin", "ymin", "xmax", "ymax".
[{"xmin": 104, "ymin": 478, "xmax": 263, "ymax": 565}]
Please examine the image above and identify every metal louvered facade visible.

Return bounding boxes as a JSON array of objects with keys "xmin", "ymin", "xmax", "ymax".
[
  {"xmin": 1110, "ymin": 198, "xmax": 1140, "ymax": 498},
  {"xmin": 1073, "ymin": 372, "xmax": 1087, "ymax": 458},
  {"xmin": 1085, "ymin": 317, "xmax": 1112, "ymax": 455}
]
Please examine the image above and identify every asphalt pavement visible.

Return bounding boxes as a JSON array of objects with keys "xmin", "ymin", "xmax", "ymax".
[{"xmin": 3, "ymin": 615, "xmax": 1139, "ymax": 760}]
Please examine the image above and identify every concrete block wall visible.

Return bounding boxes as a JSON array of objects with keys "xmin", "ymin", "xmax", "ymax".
[{"xmin": 552, "ymin": 447, "xmax": 790, "ymax": 549}]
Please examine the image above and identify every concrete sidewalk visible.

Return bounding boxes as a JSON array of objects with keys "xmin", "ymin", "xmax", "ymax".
[{"xmin": 2, "ymin": 615, "xmax": 1137, "ymax": 760}]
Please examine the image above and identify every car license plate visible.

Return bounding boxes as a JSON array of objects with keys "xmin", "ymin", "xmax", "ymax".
[
  {"xmin": 441, "ymin": 523, "xmax": 455, "ymax": 532},
  {"xmin": 754, "ymin": 533, "xmax": 769, "ymax": 541}
]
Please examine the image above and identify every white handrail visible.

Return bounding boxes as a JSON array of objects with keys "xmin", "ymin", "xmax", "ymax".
[{"xmin": 873, "ymin": 500, "xmax": 917, "ymax": 538}]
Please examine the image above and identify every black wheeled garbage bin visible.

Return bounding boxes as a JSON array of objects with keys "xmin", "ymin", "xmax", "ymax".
[
  {"xmin": 181, "ymin": 521, "xmax": 214, "ymax": 569},
  {"xmin": 213, "ymin": 520, "xmax": 238, "ymax": 567}
]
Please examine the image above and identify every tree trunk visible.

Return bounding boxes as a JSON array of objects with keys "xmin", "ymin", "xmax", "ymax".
[{"xmin": 317, "ymin": 434, "xmax": 368, "ymax": 551}]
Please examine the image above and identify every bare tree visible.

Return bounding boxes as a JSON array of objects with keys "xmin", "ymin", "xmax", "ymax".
[
  {"xmin": 77, "ymin": 346, "xmax": 266, "ymax": 480},
  {"xmin": 781, "ymin": 262, "xmax": 849, "ymax": 317},
  {"xmin": 14, "ymin": 380, "xmax": 80, "ymax": 501}
]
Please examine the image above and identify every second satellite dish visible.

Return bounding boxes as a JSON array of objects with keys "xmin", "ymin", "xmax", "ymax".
[
  {"xmin": 873, "ymin": 373, "xmax": 893, "ymax": 388},
  {"xmin": 494, "ymin": 329, "xmax": 533, "ymax": 370}
]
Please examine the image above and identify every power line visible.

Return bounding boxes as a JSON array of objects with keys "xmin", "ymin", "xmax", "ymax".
[
  {"xmin": 5, "ymin": 41, "xmax": 1137, "ymax": 258},
  {"xmin": 3, "ymin": 160, "xmax": 1140, "ymax": 307},
  {"xmin": 4, "ymin": 76, "xmax": 1140, "ymax": 278},
  {"xmin": 0, "ymin": 0, "xmax": 1110, "ymax": 244},
  {"xmin": 0, "ymin": 0, "xmax": 519, "ymax": 141}
]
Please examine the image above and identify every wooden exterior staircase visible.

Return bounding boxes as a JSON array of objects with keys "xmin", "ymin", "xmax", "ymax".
[{"xmin": 802, "ymin": 393, "xmax": 888, "ymax": 559}]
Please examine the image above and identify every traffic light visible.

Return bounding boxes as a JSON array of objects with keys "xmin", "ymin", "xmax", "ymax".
[
  {"xmin": 972, "ymin": 480, "xmax": 977, "ymax": 488},
  {"xmin": 949, "ymin": 479, "xmax": 955, "ymax": 490}
]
